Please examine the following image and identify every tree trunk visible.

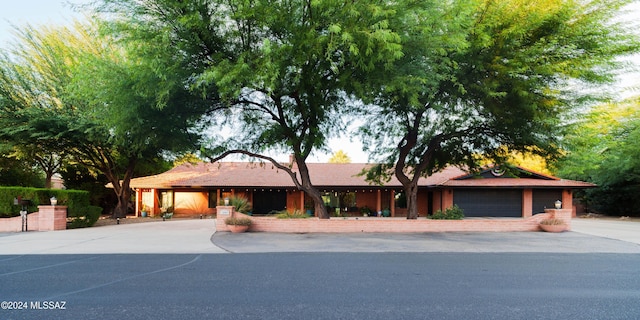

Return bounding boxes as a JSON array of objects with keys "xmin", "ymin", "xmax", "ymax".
[
  {"xmin": 44, "ymin": 171, "xmax": 53, "ymax": 189},
  {"xmin": 307, "ymin": 187, "xmax": 328, "ymax": 219},
  {"xmin": 114, "ymin": 187, "xmax": 131, "ymax": 218},
  {"xmin": 405, "ymin": 183, "xmax": 419, "ymax": 219},
  {"xmin": 295, "ymin": 159, "xmax": 329, "ymax": 219},
  {"xmin": 103, "ymin": 158, "xmax": 136, "ymax": 219}
]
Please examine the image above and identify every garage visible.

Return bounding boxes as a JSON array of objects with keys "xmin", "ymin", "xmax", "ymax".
[
  {"xmin": 453, "ymin": 189, "xmax": 522, "ymax": 217},
  {"xmin": 533, "ymin": 190, "xmax": 563, "ymax": 215}
]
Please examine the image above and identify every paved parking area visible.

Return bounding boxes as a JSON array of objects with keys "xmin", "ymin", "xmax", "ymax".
[{"xmin": 0, "ymin": 217, "xmax": 638, "ymax": 254}]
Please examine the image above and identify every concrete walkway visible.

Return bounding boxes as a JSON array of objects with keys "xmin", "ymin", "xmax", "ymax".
[{"xmin": 0, "ymin": 217, "xmax": 639, "ymax": 255}]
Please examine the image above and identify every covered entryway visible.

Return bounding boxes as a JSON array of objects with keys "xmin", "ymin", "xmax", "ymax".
[
  {"xmin": 454, "ymin": 189, "xmax": 522, "ymax": 217},
  {"xmin": 252, "ymin": 189, "xmax": 287, "ymax": 214}
]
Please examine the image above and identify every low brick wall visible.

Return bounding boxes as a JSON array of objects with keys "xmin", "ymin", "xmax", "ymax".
[
  {"xmin": 217, "ymin": 208, "xmax": 572, "ymax": 233},
  {"xmin": 0, "ymin": 212, "xmax": 40, "ymax": 232},
  {"xmin": 0, "ymin": 206, "xmax": 67, "ymax": 232}
]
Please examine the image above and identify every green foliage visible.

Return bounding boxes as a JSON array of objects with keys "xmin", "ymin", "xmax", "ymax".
[
  {"xmin": 0, "ymin": 187, "xmax": 96, "ymax": 221},
  {"xmin": 275, "ymin": 210, "xmax": 311, "ymax": 219},
  {"xmin": 554, "ymin": 98, "xmax": 640, "ymax": 216},
  {"xmin": 67, "ymin": 205, "xmax": 102, "ymax": 229},
  {"xmin": 224, "ymin": 216, "xmax": 253, "ymax": 226},
  {"xmin": 97, "ymin": 0, "xmax": 408, "ymax": 219},
  {"xmin": 429, "ymin": 205, "xmax": 465, "ymax": 220},
  {"xmin": 223, "ymin": 196, "xmax": 251, "ymax": 214},
  {"xmin": 358, "ymin": 0, "xmax": 640, "ymax": 219},
  {"xmin": 0, "ymin": 20, "xmax": 213, "ymax": 217},
  {"xmin": 0, "ymin": 151, "xmax": 45, "ymax": 187}
]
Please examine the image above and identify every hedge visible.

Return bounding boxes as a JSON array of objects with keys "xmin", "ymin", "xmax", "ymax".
[{"xmin": 0, "ymin": 187, "xmax": 102, "ymax": 228}]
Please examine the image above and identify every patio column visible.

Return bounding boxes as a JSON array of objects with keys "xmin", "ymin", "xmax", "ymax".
[
  {"xmin": 522, "ymin": 189, "xmax": 533, "ymax": 218},
  {"xmin": 562, "ymin": 189, "xmax": 574, "ymax": 217},
  {"xmin": 390, "ymin": 190, "xmax": 396, "ymax": 217},
  {"xmin": 442, "ymin": 188, "xmax": 454, "ymax": 209},
  {"xmin": 135, "ymin": 189, "xmax": 142, "ymax": 217},
  {"xmin": 300, "ymin": 191, "xmax": 305, "ymax": 212},
  {"xmin": 376, "ymin": 190, "xmax": 382, "ymax": 212},
  {"xmin": 151, "ymin": 188, "xmax": 158, "ymax": 216}
]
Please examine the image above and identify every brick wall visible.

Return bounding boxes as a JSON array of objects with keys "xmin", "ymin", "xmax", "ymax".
[
  {"xmin": 217, "ymin": 206, "xmax": 570, "ymax": 233},
  {"xmin": 0, "ymin": 206, "xmax": 67, "ymax": 232}
]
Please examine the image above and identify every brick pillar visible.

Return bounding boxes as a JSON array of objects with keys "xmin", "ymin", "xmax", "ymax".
[
  {"xmin": 37, "ymin": 206, "xmax": 67, "ymax": 231},
  {"xmin": 562, "ymin": 189, "xmax": 575, "ymax": 217},
  {"xmin": 544, "ymin": 208, "xmax": 572, "ymax": 230},
  {"xmin": 522, "ymin": 189, "xmax": 533, "ymax": 218},
  {"xmin": 215, "ymin": 205, "xmax": 234, "ymax": 232},
  {"xmin": 390, "ymin": 190, "xmax": 396, "ymax": 217},
  {"xmin": 442, "ymin": 189, "xmax": 454, "ymax": 209}
]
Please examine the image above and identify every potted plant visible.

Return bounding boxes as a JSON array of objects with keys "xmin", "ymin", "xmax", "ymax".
[
  {"xmin": 539, "ymin": 218, "xmax": 567, "ymax": 232},
  {"xmin": 141, "ymin": 205, "xmax": 150, "ymax": 218},
  {"xmin": 224, "ymin": 216, "xmax": 252, "ymax": 233},
  {"xmin": 161, "ymin": 206, "xmax": 174, "ymax": 221}
]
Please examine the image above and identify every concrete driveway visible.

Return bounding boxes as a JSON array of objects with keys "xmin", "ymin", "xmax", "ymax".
[
  {"xmin": 0, "ymin": 217, "xmax": 639, "ymax": 255},
  {"xmin": 571, "ymin": 218, "xmax": 640, "ymax": 245},
  {"xmin": 0, "ymin": 219, "xmax": 225, "ymax": 254}
]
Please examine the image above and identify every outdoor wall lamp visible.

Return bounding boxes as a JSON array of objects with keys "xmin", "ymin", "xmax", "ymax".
[{"xmin": 555, "ymin": 200, "xmax": 562, "ymax": 209}]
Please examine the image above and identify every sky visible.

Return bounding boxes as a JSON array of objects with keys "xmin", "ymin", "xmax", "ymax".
[{"xmin": 1, "ymin": 1, "xmax": 638, "ymax": 164}]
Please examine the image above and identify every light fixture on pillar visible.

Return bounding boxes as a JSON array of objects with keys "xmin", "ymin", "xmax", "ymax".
[
  {"xmin": 555, "ymin": 200, "xmax": 562, "ymax": 209},
  {"xmin": 50, "ymin": 196, "xmax": 58, "ymax": 206}
]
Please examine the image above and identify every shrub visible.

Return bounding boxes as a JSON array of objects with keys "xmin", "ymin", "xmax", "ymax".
[
  {"xmin": 222, "ymin": 196, "xmax": 251, "ymax": 214},
  {"xmin": 0, "ymin": 187, "xmax": 94, "ymax": 218},
  {"xmin": 275, "ymin": 209, "xmax": 311, "ymax": 219},
  {"xmin": 540, "ymin": 218, "xmax": 566, "ymax": 225},
  {"xmin": 429, "ymin": 205, "xmax": 465, "ymax": 220},
  {"xmin": 68, "ymin": 206, "xmax": 102, "ymax": 229},
  {"xmin": 224, "ymin": 216, "xmax": 253, "ymax": 226}
]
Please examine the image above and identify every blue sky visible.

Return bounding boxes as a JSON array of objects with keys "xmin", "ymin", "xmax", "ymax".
[{"xmin": 0, "ymin": 0, "xmax": 91, "ymax": 47}]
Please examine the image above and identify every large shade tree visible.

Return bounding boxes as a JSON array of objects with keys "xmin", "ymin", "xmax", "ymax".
[
  {"xmin": 98, "ymin": 0, "xmax": 406, "ymax": 218},
  {"xmin": 0, "ymin": 21, "xmax": 213, "ymax": 217},
  {"xmin": 359, "ymin": 0, "xmax": 640, "ymax": 218},
  {"xmin": 554, "ymin": 98, "xmax": 640, "ymax": 216}
]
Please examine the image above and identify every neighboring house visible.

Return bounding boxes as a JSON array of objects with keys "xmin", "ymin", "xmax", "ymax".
[{"xmin": 129, "ymin": 162, "xmax": 594, "ymax": 218}]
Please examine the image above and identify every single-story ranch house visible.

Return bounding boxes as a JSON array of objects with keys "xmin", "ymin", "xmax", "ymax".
[{"xmin": 129, "ymin": 161, "xmax": 594, "ymax": 219}]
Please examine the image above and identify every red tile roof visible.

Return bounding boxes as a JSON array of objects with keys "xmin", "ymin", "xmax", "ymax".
[{"xmin": 129, "ymin": 162, "xmax": 595, "ymax": 189}]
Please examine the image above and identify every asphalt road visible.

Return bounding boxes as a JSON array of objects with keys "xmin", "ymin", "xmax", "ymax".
[{"xmin": 2, "ymin": 252, "xmax": 640, "ymax": 320}]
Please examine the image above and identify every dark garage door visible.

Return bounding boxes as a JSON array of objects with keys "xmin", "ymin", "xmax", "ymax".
[
  {"xmin": 252, "ymin": 190, "xmax": 287, "ymax": 215},
  {"xmin": 454, "ymin": 189, "xmax": 522, "ymax": 217},
  {"xmin": 533, "ymin": 190, "xmax": 563, "ymax": 215}
]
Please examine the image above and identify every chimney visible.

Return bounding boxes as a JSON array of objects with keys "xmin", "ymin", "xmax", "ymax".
[{"xmin": 289, "ymin": 154, "xmax": 295, "ymax": 165}]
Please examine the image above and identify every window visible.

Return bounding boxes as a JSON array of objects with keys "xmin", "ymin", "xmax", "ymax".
[
  {"xmin": 322, "ymin": 191, "xmax": 356, "ymax": 209},
  {"xmin": 208, "ymin": 189, "xmax": 218, "ymax": 208}
]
